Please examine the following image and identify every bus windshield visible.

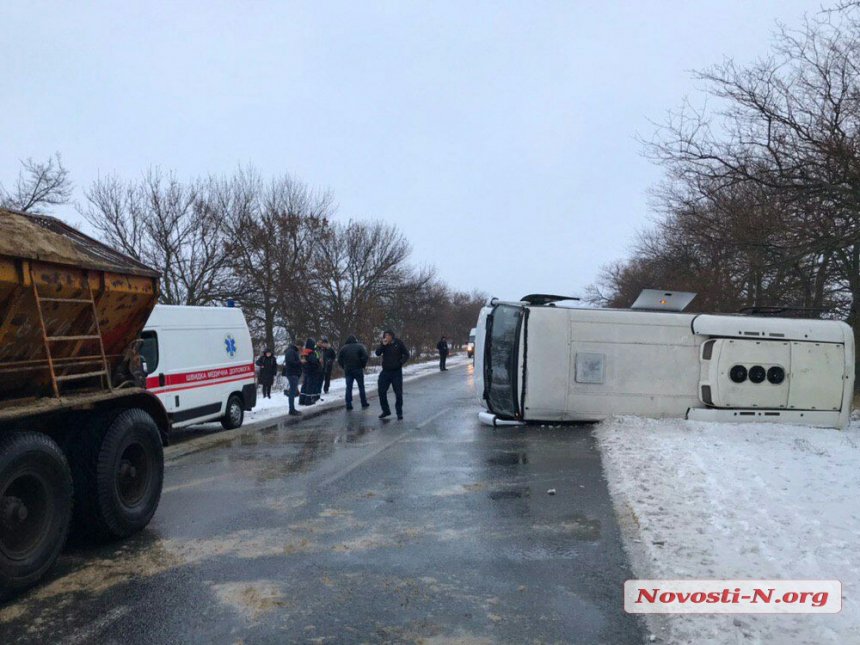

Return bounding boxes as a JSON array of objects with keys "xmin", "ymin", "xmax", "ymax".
[{"xmin": 484, "ymin": 304, "xmax": 522, "ymax": 418}]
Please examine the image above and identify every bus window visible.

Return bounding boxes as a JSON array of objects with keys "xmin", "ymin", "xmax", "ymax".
[{"xmin": 484, "ymin": 304, "xmax": 522, "ymax": 418}]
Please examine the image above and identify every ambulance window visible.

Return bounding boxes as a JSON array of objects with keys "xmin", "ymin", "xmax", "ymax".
[{"xmin": 140, "ymin": 331, "xmax": 158, "ymax": 374}]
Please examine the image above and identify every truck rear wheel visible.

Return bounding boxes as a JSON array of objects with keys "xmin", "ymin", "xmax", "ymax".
[
  {"xmin": 221, "ymin": 394, "xmax": 244, "ymax": 430},
  {"xmin": 71, "ymin": 409, "xmax": 163, "ymax": 540},
  {"xmin": 0, "ymin": 432, "xmax": 72, "ymax": 593}
]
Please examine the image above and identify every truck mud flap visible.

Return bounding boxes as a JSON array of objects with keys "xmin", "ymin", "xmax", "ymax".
[{"xmin": 242, "ymin": 383, "xmax": 257, "ymax": 410}]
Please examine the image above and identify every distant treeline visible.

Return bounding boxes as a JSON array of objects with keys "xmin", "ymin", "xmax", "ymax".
[
  {"xmin": 588, "ymin": 5, "xmax": 860, "ymax": 377},
  {"xmin": 591, "ymin": 3, "xmax": 860, "ymax": 328},
  {"xmin": 0, "ymin": 159, "xmax": 485, "ymax": 355}
]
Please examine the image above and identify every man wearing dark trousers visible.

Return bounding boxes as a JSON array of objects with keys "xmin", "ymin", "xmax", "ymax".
[
  {"xmin": 337, "ymin": 335, "xmax": 370, "ymax": 410},
  {"xmin": 282, "ymin": 340, "xmax": 303, "ymax": 416},
  {"xmin": 436, "ymin": 336, "xmax": 449, "ymax": 371},
  {"xmin": 375, "ymin": 330, "xmax": 409, "ymax": 420},
  {"xmin": 319, "ymin": 337, "xmax": 337, "ymax": 394},
  {"xmin": 255, "ymin": 348, "xmax": 277, "ymax": 398}
]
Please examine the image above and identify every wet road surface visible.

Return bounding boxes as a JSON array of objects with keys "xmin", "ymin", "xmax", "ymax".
[{"xmin": 1, "ymin": 364, "xmax": 644, "ymax": 644}]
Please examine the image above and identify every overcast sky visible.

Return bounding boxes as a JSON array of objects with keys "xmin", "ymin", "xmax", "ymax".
[{"xmin": 1, "ymin": 1, "xmax": 819, "ymax": 300}]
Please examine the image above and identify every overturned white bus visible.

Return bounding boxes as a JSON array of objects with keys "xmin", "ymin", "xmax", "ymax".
[{"xmin": 475, "ymin": 291, "xmax": 855, "ymax": 429}]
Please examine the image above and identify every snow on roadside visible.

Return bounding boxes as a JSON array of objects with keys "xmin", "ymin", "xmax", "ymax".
[
  {"xmin": 196, "ymin": 354, "xmax": 469, "ymax": 429},
  {"xmin": 595, "ymin": 416, "xmax": 860, "ymax": 644}
]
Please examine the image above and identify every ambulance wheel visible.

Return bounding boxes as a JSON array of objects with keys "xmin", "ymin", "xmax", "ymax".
[
  {"xmin": 221, "ymin": 395, "xmax": 244, "ymax": 430},
  {"xmin": 0, "ymin": 432, "xmax": 72, "ymax": 593},
  {"xmin": 70, "ymin": 409, "xmax": 163, "ymax": 540}
]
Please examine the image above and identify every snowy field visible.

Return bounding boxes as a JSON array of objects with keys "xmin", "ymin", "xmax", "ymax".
[{"xmin": 596, "ymin": 415, "xmax": 860, "ymax": 644}]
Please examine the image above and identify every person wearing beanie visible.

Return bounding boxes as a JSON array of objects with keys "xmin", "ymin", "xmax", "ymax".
[
  {"xmin": 255, "ymin": 348, "xmax": 278, "ymax": 398},
  {"xmin": 374, "ymin": 329, "xmax": 410, "ymax": 420}
]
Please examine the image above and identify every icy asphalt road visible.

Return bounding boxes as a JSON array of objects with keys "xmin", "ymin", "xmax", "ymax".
[{"xmin": 1, "ymin": 363, "xmax": 643, "ymax": 644}]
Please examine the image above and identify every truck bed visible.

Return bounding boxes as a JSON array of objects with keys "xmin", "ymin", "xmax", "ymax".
[{"xmin": 0, "ymin": 208, "xmax": 159, "ymax": 410}]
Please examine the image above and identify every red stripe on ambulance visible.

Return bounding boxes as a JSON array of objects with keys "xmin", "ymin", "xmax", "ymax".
[{"xmin": 146, "ymin": 363, "xmax": 255, "ymax": 391}]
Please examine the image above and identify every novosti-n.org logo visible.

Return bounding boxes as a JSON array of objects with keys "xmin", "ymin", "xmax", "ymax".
[{"xmin": 624, "ymin": 580, "xmax": 841, "ymax": 614}]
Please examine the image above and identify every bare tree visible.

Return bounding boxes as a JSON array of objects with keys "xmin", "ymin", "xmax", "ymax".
[
  {"xmin": 312, "ymin": 220, "xmax": 415, "ymax": 345},
  {"xmin": 0, "ymin": 153, "xmax": 72, "ymax": 213},
  {"xmin": 81, "ymin": 169, "xmax": 231, "ymax": 305},
  {"xmin": 223, "ymin": 169, "xmax": 334, "ymax": 349},
  {"xmin": 80, "ymin": 164, "xmax": 483, "ymax": 364}
]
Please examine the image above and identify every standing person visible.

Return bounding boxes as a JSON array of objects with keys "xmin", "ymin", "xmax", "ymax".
[
  {"xmin": 375, "ymin": 330, "xmax": 409, "ymax": 420},
  {"xmin": 300, "ymin": 338, "xmax": 322, "ymax": 405},
  {"xmin": 436, "ymin": 336, "xmax": 449, "ymax": 371},
  {"xmin": 319, "ymin": 337, "xmax": 337, "ymax": 394},
  {"xmin": 255, "ymin": 348, "xmax": 277, "ymax": 399},
  {"xmin": 338, "ymin": 335, "xmax": 370, "ymax": 410},
  {"xmin": 282, "ymin": 340, "xmax": 303, "ymax": 416}
]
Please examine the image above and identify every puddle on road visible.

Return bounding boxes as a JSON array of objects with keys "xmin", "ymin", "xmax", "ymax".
[
  {"xmin": 488, "ymin": 488, "xmax": 530, "ymax": 500},
  {"xmin": 344, "ymin": 425, "xmax": 375, "ymax": 442},
  {"xmin": 228, "ymin": 435, "xmax": 334, "ymax": 482},
  {"xmin": 178, "ymin": 419, "xmax": 382, "ymax": 467},
  {"xmin": 432, "ymin": 482, "xmax": 488, "ymax": 497},
  {"xmin": 227, "ymin": 417, "xmax": 394, "ymax": 482},
  {"xmin": 486, "ymin": 451, "xmax": 528, "ymax": 467}
]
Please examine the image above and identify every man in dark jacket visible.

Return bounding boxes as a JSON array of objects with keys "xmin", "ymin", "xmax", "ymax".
[
  {"xmin": 256, "ymin": 348, "xmax": 277, "ymax": 398},
  {"xmin": 436, "ymin": 336, "xmax": 449, "ymax": 371},
  {"xmin": 337, "ymin": 335, "xmax": 370, "ymax": 410},
  {"xmin": 282, "ymin": 341, "xmax": 303, "ymax": 416},
  {"xmin": 319, "ymin": 336, "xmax": 337, "ymax": 394},
  {"xmin": 375, "ymin": 329, "xmax": 409, "ymax": 420}
]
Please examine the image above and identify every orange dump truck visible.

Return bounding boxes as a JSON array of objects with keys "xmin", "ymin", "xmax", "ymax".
[{"xmin": 0, "ymin": 208, "xmax": 169, "ymax": 593}]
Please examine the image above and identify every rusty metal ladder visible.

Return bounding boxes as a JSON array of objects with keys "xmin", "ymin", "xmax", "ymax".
[{"xmin": 30, "ymin": 266, "xmax": 112, "ymax": 397}]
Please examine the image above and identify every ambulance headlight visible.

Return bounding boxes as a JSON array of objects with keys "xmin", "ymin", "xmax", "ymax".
[{"xmin": 749, "ymin": 365, "xmax": 766, "ymax": 383}]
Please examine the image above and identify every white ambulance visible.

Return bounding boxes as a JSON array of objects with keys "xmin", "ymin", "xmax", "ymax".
[
  {"xmin": 139, "ymin": 305, "xmax": 256, "ymax": 429},
  {"xmin": 475, "ymin": 291, "xmax": 855, "ymax": 429}
]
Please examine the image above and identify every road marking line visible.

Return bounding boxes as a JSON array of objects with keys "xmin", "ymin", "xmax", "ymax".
[
  {"xmin": 416, "ymin": 408, "xmax": 450, "ymax": 429},
  {"xmin": 317, "ymin": 408, "xmax": 450, "ymax": 488}
]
